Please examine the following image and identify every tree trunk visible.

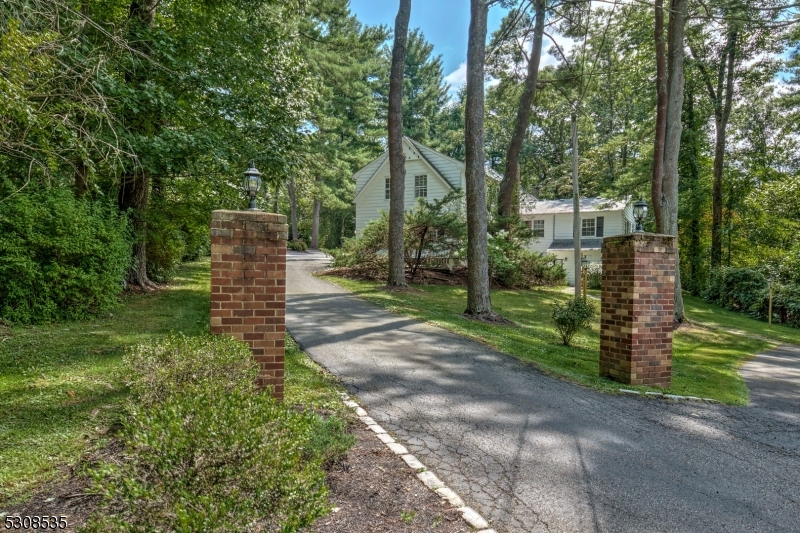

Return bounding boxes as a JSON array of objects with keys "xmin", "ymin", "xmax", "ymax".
[
  {"xmin": 464, "ymin": 0, "xmax": 496, "ymax": 318},
  {"xmin": 119, "ymin": 0, "xmax": 161, "ymax": 290},
  {"xmin": 119, "ymin": 172, "xmax": 154, "ymax": 288},
  {"xmin": 711, "ymin": 32, "xmax": 737, "ymax": 269},
  {"xmin": 662, "ymin": 0, "xmax": 687, "ymax": 323},
  {"xmin": 652, "ymin": 0, "xmax": 667, "ymax": 233},
  {"xmin": 571, "ymin": 112, "xmax": 582, "ymax": 300},
  {"xmin": 74, "ymin": 158, "xmax": 89, "ymax": 198},
  {"xmin": 311, "ymin": 176, "xmax": 321, "ymax": 249},
  {"xmin": 287, "ymin": 176, "xmax": 299, "ymax": 241},
  {"xmin": 387, "ymin": 0, "xmax": 412, "ymax": 287},
  {"xmin": 498, "ymin": 0, "xmax": 546, "ymax": 222}
]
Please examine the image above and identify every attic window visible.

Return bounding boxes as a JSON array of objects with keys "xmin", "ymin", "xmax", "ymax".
[
  {"xmin": 415, "ymin": 175, "xmax": 427, "ymax": 198},
  {"xmin": 385, "ymin": 178, "xmax": 390, "ymax": 200},
  {"xmin": 582, "ymin": 218, "xmax": 596, "ymax": 237}
]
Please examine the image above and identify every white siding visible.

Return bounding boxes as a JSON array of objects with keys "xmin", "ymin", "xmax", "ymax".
[
  {"xmin": 413, "ymin": 142, "xmax": 465, "ymax": 189},
  {"xmin": 354, "ymin": 153, "xmax": 388, "ymax": 197},
  {"xmin": 355, "ymin": 156, "xmax": 456, "ymax": 235},
  {"xmin": 522, "ymin": 207, "xmax": 633, "ymax": 285}
]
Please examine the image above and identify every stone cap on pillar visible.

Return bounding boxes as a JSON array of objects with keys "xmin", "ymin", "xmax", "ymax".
[
  {"xmin": 211, "ymin": 210, "xmax": 287, "ymax": 224},
  {"xmin": 602, "ymin": 233, "xmax": 677, "ymax": 254}
]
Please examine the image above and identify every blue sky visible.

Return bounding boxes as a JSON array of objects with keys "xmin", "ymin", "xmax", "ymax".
[{"xmin": 348, "ymin": 0, "xmax": 510, "ymax": 91}]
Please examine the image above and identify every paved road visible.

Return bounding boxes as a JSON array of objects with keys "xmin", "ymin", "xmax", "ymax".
[
  {"xmin": 286, "ymin": 251, "xmax": 800, "ymax": 533},
  {"xmin": 741, "ymin": 344, "xmax": 800, "ymax": 415}
]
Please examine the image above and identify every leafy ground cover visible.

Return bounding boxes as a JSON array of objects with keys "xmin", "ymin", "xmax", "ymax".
[
  {"xmin": 325, "ymin": 278, "xmax": 800, "ymax": 405},
  {"xmin": 0, "ymin": 261, "xmax": 211, "ymax": 506}
]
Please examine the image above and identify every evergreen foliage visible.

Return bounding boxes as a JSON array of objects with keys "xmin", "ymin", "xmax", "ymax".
[{"xmin": 0, "ymin": 189, "xmax": 131, "ymax": 324}]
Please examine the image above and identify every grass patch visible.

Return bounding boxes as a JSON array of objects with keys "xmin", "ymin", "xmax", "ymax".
[
  {"xmin": 0, "ymin": 261, "xmax": 210, "ymax": 505},
  {"xmin": 325, "ymin": 277, "xmax": 798, "ymax": 405}
]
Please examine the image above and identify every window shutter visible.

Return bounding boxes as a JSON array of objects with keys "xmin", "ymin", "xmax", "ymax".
[{"xmin": 596, "ymin": 216, "xmax": 604, "ymax": 237}]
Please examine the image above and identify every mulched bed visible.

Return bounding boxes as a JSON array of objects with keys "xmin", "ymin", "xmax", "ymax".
[
  {"xmin": 319, "ymin": 266, "xmax": 470, "ymax": 287},
  {"xmin": 304, "ymin": 424, "xmax": 471, "ymax": 533},
  {"xmin": 3, "ymin": 425, "xmax": 470, "ymax": 533}
]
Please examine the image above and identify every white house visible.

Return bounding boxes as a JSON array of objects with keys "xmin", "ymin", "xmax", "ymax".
[
  {"xmin": 520, "ymin": 196, "xmax": 635, "ymax": 285},
  {"xmin": 353, "ymin": 137, "xmax": 466, "ymax": 235}
]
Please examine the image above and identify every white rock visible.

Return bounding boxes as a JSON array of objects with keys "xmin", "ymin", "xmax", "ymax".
[
  {"xmin": 368, "ymin": 424, "xmax": 387, "ymax": 434},
  {"xmin": 376, "ymin": 433, "xmax": 395, "ymax": 444},
  {"xmin": 359, "ymin": 416, "xmax": 376, "ymax": 426},
  {"xmin": 401, "ymin": 454, "xmax": 425, "ymax": 470},
  {"xmin": 459, "ymin": 507, "xmax": 490, "ymax": 529},
  {"xmin": 435, "ymin": 487, "xmax": 465, "ymax": 508},
  {"xmin": 477, "ymin": 530, "xmax": 499, "ymax": 533},
  {"xmin": 343, "ymin": 400, "xmax": 359, "ymax": 408},
  {"xmin": 665, "ymin": 394, "xmax": 684, "ymax": 401},
  {"xmin": 620, "ymin": 389, "xmax": 641, "ymax": 395},
  {"xmin": 417, "ymin": 471, "xmax": 445, "ymax": 490},
  {"xmin": 387, "ymin": 442, "xmax": 408, "ymax": 455},
  {"xmin": 355, "ymin": 407, "xmax": 368, "ymax": 417},
  {"xmin": 645, "ymin": 392, "xmax": 664, "ymax": 398},
  {"xmin": 686, "ymin": 396, "xmax": 702, "ymax": 402}
]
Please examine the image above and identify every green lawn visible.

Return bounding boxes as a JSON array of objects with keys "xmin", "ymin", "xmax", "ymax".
[
  {"xmin": 325, "ymin": 277, "xmax": 800, "ymax": 405},
  {"xmin": 0, "ymin": 261, "xmax": 211, "ymax": 505},
  {"xmin": 0, "ymin": 259, "xmax": 350, "ymax": 507}
]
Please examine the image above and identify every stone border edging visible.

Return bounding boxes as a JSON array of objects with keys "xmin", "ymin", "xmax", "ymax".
[
  {"xmin": 339, "ymin": 393, "xmax": 498, "ymax": 533},
  {"xmin": 619, "ymin": 389, "xmax": 720, "ymax": 404}
]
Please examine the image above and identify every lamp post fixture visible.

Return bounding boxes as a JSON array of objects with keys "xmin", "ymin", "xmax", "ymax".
[
  {"xmin": 242, "ymin": 163, "xmax": 262, "ymax": 211},
  {"xmin": 581, "ymin": 254, "xmax": 590, "ymax": 300},
  {"xmin": 633, "ymin": 199, "xmax": 648, "ymax": 233}
]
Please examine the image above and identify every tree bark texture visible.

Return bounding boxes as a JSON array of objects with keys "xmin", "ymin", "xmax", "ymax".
[
  {"xmin": 571, "ymin": 112, "xmax": 582, "ymax": 300},
  {"xmin": 311, "ymin": 176, "xmax": 321, "ymax": 249},
  {"xmin": 387, "ymin": 0, "xmax": 412, "ymax": 287},
  {"xmin": 287, "ymin": 176, "xmax": 299, "ymax": 241},
  {"xmin": 652, "ymin": 0, "xmax": 667, "ymax": 233},
  {"xmin": 711, "ymin": 32, "xmax": 737, "ymax": 269},
  {"xmin": 498, "ymin": 0, "xmax": 546, "ymax": 222},
  {"xmin": 663, "ymin": 0, "xmax": 687, "ymax": 323},
  {"xmin": 119, "ymin": 0, "xmax": 161, "ymax": 289},
  {"xmin": 464, "ymin": 0, "xmax": 494, "ymax": 318}
]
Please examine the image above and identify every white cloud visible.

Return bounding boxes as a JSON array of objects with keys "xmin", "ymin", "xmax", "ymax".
[{"xmin": 445, "ymin": 62, "xmax": 468, "ymax": 88}]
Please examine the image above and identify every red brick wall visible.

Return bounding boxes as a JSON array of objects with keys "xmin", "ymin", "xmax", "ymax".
[
  {"xmin": 600, "ymin": 233, "xmax": 676, "ymax": 387},
  {"xmin": 210, "ymin": 210, "xmax": 288, "ymax": 399}
]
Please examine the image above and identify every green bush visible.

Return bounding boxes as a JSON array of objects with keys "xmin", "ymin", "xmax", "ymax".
[
  {"xmin": 83, "ymin": 388, "xmax": 330, "ymax": 533},
  {"xmin": 704, "ymin": 266, "xmax": 800, "ymax": 327},
  {"xmin": 123, "ymin": 335, "xmax": 260, "ymax": 407},
  {"xmin": 551, "ymin": 298, "xmax": 597, "ymax": 346},
  {"xmin": 585, "ymin": 262, "xmax": 603, "ymax": 290},
  {"xmin": 0, "ymin": 188, "xmax": 131, "ymax": 324},
  {"xmin": 85, "ymin": 335, "xmax": 345, "ymax": 533},
  {"xmin": 145, "ymin": 212, "xmax": 186, "ymax": 283},
  {"xmin": 288, "ymin": 239, "xmax": 308, "ymax": 252},
  {"xmin": 487, "ymin": 224, "xmax": 566, "ymax": 289}
]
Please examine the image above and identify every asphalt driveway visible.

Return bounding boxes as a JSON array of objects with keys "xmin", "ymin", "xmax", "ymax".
[{"xmin": 286, "ymin": 251, "xmax": 800, "ymax": 533}]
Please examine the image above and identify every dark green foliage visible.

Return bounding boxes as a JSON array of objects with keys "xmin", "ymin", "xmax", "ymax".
[
  {"xmin": 487, "ymin": 217, "xmax": 566, "ymax": 289},
  {"xmin": 705, "ymin": 267, "xmax": 800, "ymax": 327},
  {"xmin": 551, "ymin": 298, "xmax": 597, "ymax": 346},
  {"xmin": 331, "ymin": 214, "xmax": 390, "ymax": 272},
  {"xmin": 84, "ymin": 335, "xmax": 345, "ymax": 533},
  {"xmin": 288, "ymin": 240, "xmax": 309, "ymax": 252},
  {"xmin": 404, "ymin": 192, "xmax": 467, "ymax": 280},
  {"xmin": 0, "ymin": 189, "xmax": 131, "ymax": 324}
]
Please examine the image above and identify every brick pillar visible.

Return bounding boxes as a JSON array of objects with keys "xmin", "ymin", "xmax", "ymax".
[
  {"xmin": 210, "ymin": 210, "xmax": 287, "ymax": 399},
  {"xmin": 600, "ymin": 233, "xmax": 676, "ymax": 387}
]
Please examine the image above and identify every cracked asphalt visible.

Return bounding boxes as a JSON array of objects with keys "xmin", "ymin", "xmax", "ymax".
[{"xmin": 286, "ymin": 251, "xmax": 800, "ymax": 533}]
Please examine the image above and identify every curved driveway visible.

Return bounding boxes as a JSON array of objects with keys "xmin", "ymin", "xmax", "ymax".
[{"xmin": 286, "ymin": 251, "xmax": 800, "ymax": 533}]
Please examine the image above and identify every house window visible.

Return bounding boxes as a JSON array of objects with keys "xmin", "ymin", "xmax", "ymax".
[
  {"xmin": 414, "ymin": 175, "xmax": 427, "ymax": 198},
  {"xmin": 582, "ymin": 218, "xmax": 596, "ymax": 237},
  {"xmin": 385, "ymin": 178, "xmax": 390, "ymax": 200},
  {"xmin": 531, "ymin": 219, "xmax": 545, "ymax": 238}
]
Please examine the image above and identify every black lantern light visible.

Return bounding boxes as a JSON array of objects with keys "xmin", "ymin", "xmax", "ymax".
[
  {"xmin": 633, "ymin": 198, "xmax": 648, "ymax": 233},
  {"xmin": 242, "ymin": 162, "xmax": 262, "ymax": 211},
  {"xmin": 581, "ymin": 254, "xmax": 590, "ymax": 269}
]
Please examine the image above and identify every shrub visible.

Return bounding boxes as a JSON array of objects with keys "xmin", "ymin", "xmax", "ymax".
[
  {"xmin": 288, "ymin": 239, "xmax": 308, "ymax": 252},
  {"xmin": 704, "ymin": 266, "xmax": 800, "ymax": 327},
  {"xmin": 0, "ymin": 188, "xmax": 131, "ymax": 324},
  {"xmin": 145, "ymin": 212, "xmax": 186, "ymax": 283},
  {"xmin": 85, "ymin": 335, "xmax": 346, "ymax": 533},
  {"xmin": 330, "ymin": 214, "xmax": 389, "ymax": 271},
  {"xmin": 83, "ymin": 389, "xmax": 330, "ymax": 533},
  {"xmin": 123, "ymin": 335, "xmax": 260, "ymax": 407},
  {"xmin": 551, "ymin": 298, "xmax": 597, "ymax": 346},
  {"xmin": 585, "ymin": 262, "xmax": 603, "ymax": 290},
  {"xmin": 487, "ymin": 223, "xmax": 566, "ymax": 289}
]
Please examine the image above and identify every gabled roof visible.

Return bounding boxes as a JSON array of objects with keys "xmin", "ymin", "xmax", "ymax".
[
  {"xmin": 353, "ymin": 138, "xmax": 464, "ymax": 199},
  {"xmin": 520, "ymin": 195, "xmax": 628, "ymax": 215}
]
